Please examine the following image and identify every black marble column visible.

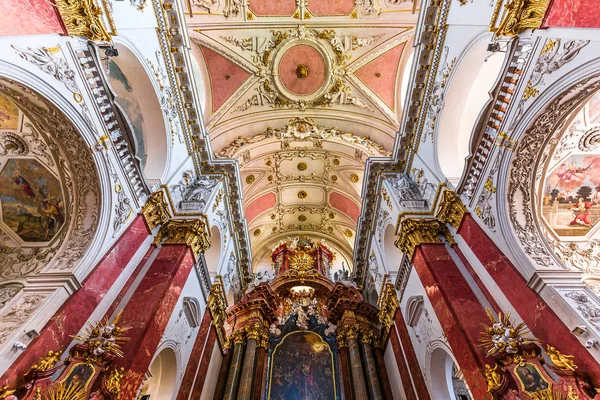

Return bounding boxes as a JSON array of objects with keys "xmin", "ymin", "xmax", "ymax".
[
  {"xmin": 347, "ymin": 337, "xmax": 369, "ymax": 399},
  {"xmin": 362, "ymin": 340, "xmax": 383, "ymax": 400},
  {"xmin": 236, "ymin": 337, "xmax": 257, "ymax": 400},
  {"xmin": 223, "ymin": 332, "xmax": 245, "ymax": 400}
]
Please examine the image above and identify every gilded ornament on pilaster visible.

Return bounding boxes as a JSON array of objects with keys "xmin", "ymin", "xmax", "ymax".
[
  {"xmin": 28, "ymin": 350, "xmax": 62, "ymax": 373},
  {"xmin": 479, "ymin": 308, "xmax": 537, "ymax": 356},
  {"xmin": 153, "ymin": 217, "xmax": 211, "ymax": 258},
  {"xmin": 547, "ymin": 345, "xmax": 578, "ymax": 371},
  {"xmin": 141, "ymin": 191, "xmax": 172, "ymax": 230},
  {"xmin": 104, "ymin": 367, "xmax": 125, "ymax": 398},
  {"xmin": 54, "ymin": 0, "xmax": 112, "ymax": 42},
  {"xmin": 395, "ymin": 218, "xmax": 451, "ymax": 259},
  {"xmin": 72, "ymin": 310, "xmax": 130, "ymax": 364},
  {"xmin": 208, "ymin": 281, "xmax": 228, "ymax": 348},
  {"xmin": 489, "ymin": 0, "xmax": 549, "ymax": 37},
  {"xmin": 378, "ymin": 282, "xmax": 399, "ymax": 333},
  {"xmin": 436, "ymin": 190, "xmax": 467, "ymax": 229},
  {"xmin": 0, "ymin": 386, "xmax": 16, "ymax": 400}
]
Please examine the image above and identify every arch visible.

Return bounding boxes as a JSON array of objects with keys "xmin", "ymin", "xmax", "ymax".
[
  {"xmin": 139, "ymin": 348, "xmax": 178, "ymax": 400},
  {"xmin": 205, "ymin": 225, "xmax": 222, "ymax": 274},
  {"xmin": 405, "ymin": 295, "xmax": 424, "ymax": 327},
  {"xmin": 428, "ymin": 347, "xmax": 459, "ymax": 400},
  {"xmin": 436, "ymin": 33, "xmax": 507, "ymax": 185},
  {"xmin": 104, "ymin": 40, "xmax": 169, "ymax": 183},
  {"xmin": 383, "ymin": 223, "xmax": 400, "ymax": 272},
  {"xmin": 0, "ymin": 75, "xmax": 102, "ymax": 280}
]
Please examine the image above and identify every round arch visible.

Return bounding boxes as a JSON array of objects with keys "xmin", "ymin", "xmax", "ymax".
[
  {"xmin": 104, "ymin": 39, "xmax": 170, "ymax": 183},
  {"xmin": 382, "ymin": 223, "xmax": 401, "ymax": 272},
  {"xmin": 205, "ymin": 225, "xmax": 222, "ymax": 274},
  {"xmin": 435, "ymin": 33, "xmax": 507, "ymax": 185},
  {"xmin": 139, "ymin": 348, "xmax": 178, "ymax": 400}
]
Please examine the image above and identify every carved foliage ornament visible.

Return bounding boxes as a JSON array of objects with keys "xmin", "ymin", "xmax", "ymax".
[
  {"xmin": 208, "ymin": 281, "xmax": 228, "ymax": 348},
  {"xmin": 54, "ymin": 0, "xmax": 112, "ymax": 42},
  {"xmin": 435, "ymin": 190, "xmax": 467, "ymax": 229},
  {"xmin": 153, "ymin": 217, "xmax": 212, "ymax": 259},
  {"xmin": 141, "ymin": 191, "xmax": 172, "ymax": 231},
  {"xmin": 395, "ymin": 218, "xmax": 452, "ymax": 259},
  {"xmin": 489, "ymin": 0, "xmax": 549, "ymax": 37}
]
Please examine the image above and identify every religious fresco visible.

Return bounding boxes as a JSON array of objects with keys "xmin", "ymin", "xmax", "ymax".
[
  {"xmin": 0, "ymin": 93, "xmax": 19, "ymax": 130},
  {"xmin": 269, "ymin": 331, "xmax": 336, "ymax": 400},
  {"xmin": 0, "ymin": 159, "xmax": 64, "ymax": 242},
  {"xmin": 106, "ymin": 59, "xmax": 147, "ymax": 168},
  {"xmin": 542, "ymin": 155, "xmax": 600, "ymax": 236}
]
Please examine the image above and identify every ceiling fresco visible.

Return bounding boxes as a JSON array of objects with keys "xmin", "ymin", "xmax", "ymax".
[{"xmin": 185, "ymin": 0, "xmax": 418, "ymax": 270}]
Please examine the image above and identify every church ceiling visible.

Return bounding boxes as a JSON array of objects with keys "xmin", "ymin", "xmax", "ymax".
[{"xmin": 185, "ymin": 0, "xmax": 419, "ymax": 267}]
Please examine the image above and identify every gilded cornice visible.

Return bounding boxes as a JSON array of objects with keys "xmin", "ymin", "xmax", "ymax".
[
  {"xmin": 395, "ymin": 218, "xmax": 452, "ymax": 259},
  {"xmin": 435, "ymin": 189, "xmax": 467, "ymax": 229},
  {"xmin": 55, "ymin": 0, "xmax": 112, "ymax": 42},
  {"xmin": 153, "ymin": 217, "xmax": 211, "ymax": 259},
  {"xmin": 141, "ymin": 191, "xmax": 172, "ymax": 231}
]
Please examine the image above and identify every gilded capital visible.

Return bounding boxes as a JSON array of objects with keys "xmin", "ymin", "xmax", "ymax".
[
  {"xmin": 231, "ymin": 329, "xmax": 246, "ymax": 345},
  {"xmin": 141, "ymin": 191, "xmax": 172, "ymax": 231},
  {"xmin": 436, "ymin": 190, "xmax": 467, "ymax": 229},
  {"xmin": 395, "ymin": 218, "xmax": 451, "ymax": 259},
  {"xmin": 359, "ymin": 327, "xmax": 375, "ymax": 345},
  {"xmin": 153, "ymin": 217, "xmax": 211, "ymax": 259},
  {"xmin": 55, "ymin": 0, "xmax": 112, "ymax": 42}
]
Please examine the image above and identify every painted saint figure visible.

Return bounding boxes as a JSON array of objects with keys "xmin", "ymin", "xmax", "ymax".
[
  {"xmin": 569, "ymin": 197, "xmax": 595, "ymax": 227},
  {"xmin": 12, "ymin": 171, "xmax": 35, "ymax": 198}
]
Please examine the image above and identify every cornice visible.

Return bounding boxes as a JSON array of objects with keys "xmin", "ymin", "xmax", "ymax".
[{"xmin": 152, "ymin": 0, "xmax": 253, "ymax": 283}]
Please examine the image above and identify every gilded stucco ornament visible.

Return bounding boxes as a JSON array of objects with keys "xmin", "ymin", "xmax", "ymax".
[
  {"xmin": 54, "ymin": 0, "xmax": 112, "ymax": 42},
  {"xmin": 28, "ymin": 351, "xmax": 62, "ymax": 373},
  {"xmin": 72, "ymin": 311, "xmax": 130, "ymax": 364},
  {"xmin": 490, "ymin": 0, "xmax": 549, "ymax": 36},
  {"xmin": 103, "ymin": 367, "xmax": 125, "ymax": 398},
  {"xmin": 208, "ymin": 281, "xmax": 228, "ymax": 348},
  {"xmin": 485, "ymin": 364, "xmax": 502, "ymax": 392},
  {"xmin": 436, "ymin": 189, "xmax": 468, "ymax": 229},
  {"xmin": 377, "ymin": 281, "xmax": 398, "ymax": 332},
  {"xmin": 546, "ymin": 345, "xmax": 577, "ymax": 371},
  {"xmin": 153, "ymin": 218, "xmax": 211, "ymax": 259}
]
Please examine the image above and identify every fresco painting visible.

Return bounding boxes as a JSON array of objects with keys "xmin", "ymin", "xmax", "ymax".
[
  {"xmin": 269, "ymin": 331, "xmax": 335, "ymax": 400},
  {"xmin": 542, "ymin": 155, "xmax": 600, "ymax": 236},
  {"xmin": 0, "ymin": 93, "xmax": 19, "ymax": 130},
  {"xmin": 107, "ymin": 59, "xmax": 147, "ymax": 168},
  {"xmin": 0, "ymin": 159, "xmax": 64, "ymax": 242}
]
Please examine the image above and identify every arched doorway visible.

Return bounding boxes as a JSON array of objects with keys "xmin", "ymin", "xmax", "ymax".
[{"xmin": 138, "ymin": 348, "xmax": 178, "ymax": 400}]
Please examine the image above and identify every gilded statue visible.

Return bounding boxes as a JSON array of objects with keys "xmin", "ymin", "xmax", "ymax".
[
  {"xmin": 547, "ymin": 345, "xmax": 578, "ymax": 371},
  {"xmin": 485, "ymin": 364, "xmax": 502, "ymax": 392},
  {"xmin": 29, "ymin": 350, "xmax": 62, "ymax": 373},
  {"xmin": 494, "ymin": 0, "xmax": 549, "ymax": 36}
]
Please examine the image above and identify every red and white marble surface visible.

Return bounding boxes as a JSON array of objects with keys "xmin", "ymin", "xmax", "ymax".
[
  {"xmin": 0, "ymin": 0, "xmax": 65, "ymax": 37},
  {"xmin": 117, "ymin": 244, "xmax": 195, "ymax": 399},
  {"xmin": 458, "ymin": 214, "xmax": 600, "ymax": 384},
  {"xmin": 191, "ymin": 327, "xmax": 218, "ymax": 398},
  {"xmin": 543, "ymin": 0, "xmax": 600, "ymax": 28},
  {"xmin": 388, "ymin": 325, "xmax": 420, "ymax": 400},
  {"xmin": 412, "ymin": 244, "xmax": 492, "ymax": 399},
  {"xmin": 0, "ymin": 216, "xmax": 150, "ymax": 387},
  {"xmin": 176, "ymin": 312, "xmax": 213, "ymax": 400}
]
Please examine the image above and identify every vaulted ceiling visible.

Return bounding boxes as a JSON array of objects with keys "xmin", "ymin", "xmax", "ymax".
[{"xmin": 185, "ymin": 0, "xmax": 419, "ymax": 269}]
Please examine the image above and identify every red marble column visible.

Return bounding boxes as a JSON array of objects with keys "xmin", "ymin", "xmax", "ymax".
[
  {"xmin": 393, "ymin": 310, "xmax": 430, "ymax": 400},
  {"xmin": 0, "ymin": 216, "xmax": 150, "ymax": 387},
  {"xmin": 176, "ymin": 311, "xmax": 213, "ymax": 400},
  {"xmin": 388, "ymin": 325, "xmax": 418, "ymax": 400},
  {"xmin": 212, "ymin": 348, "xmax": 232, "ymax": 400},
  {"xmin": 412, "ymin": 243, "xmax": 491, "ymax": 399},
  {"xmin": 338, "ymin": 347, "xmax": 354, "ymax": 400},
  {"xmin": 115, "ymin": 244, "xmax": 196, "ymax": 399},
  {"xmin": 252, "ymin": 347, "xmax": 268, "ymax": 400},
  {"xmin": 374, "ymin": 347, "xmax": 394, "ymax": 400},
  {"xmin": 458, "ymin": 214, "xmax": 600, "ymax": 383},
  {"xmin": 191, "ymin": 326, "xmax": 219, "ymax": 398}
]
